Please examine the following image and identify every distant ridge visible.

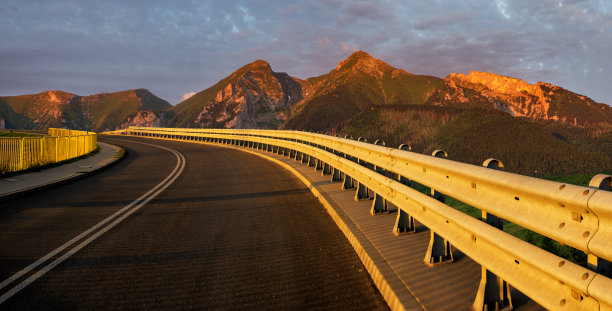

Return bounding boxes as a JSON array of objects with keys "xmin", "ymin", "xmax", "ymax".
[{"xmin": 0, "ymin": 89, "xmax": 171, "ymax": 131}]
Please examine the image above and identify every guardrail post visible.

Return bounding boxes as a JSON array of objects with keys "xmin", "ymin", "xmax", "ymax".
[
  {"xmin": 354, "ymin": 181, "xmax": 369, "ymax": 201},
  {"xmin": 430, "ymin": 150, "xmax": 448, "ymax": 201},
  {"xmin": 308, "ymin": 155, "xmax": 316, "ymax": 167},
  {"xmin": 355, "ymin": 137, "xmax": 372, "ymax": 198},
  {"xmin": 39, "ymin": 137, "xmax": 44, "ymax": 164},
  {"xmin": 331, "ymin": 166, "xmax": 342, "ymax": 182},
  {"xmin": 322, "ymin": 162, "xmax": 332, "ymax": 175},
  {"xmin": 394, "ymin": 145, "xmax": 416, "ymax": 234},
  {"xmin": 587, "ymin": 174, "xmax": 612, "ymax": 277},
  {"xmin": 373, "ymin": 139, "xmax": 387, "ymax": 177},
  {"xmin": 397, "ymin": 144, "xmax": 412, "ymax": 185},
  {"xmin": 315, "ymin": 158, "xmax": 323, "ymax": 171},
  {"xmin": 370, "ymin": 192, "xmax": 389, "ymax": 215},
  {"xmin": 370, "ymin": 139, "xmax": 390, "ymax": 214},
  {"xmin": 424, "ymin": 150, "xmax": 454, "ymax": 266},
  {"xmin": 473, "ymin": 159, "xmax": 512, "ymax": 311},
  {"xmin": 393, "ymin": 206, "xmax": 416, "ymax": 235},
  {"xmin": 18, "ymin": 137, "xmax": 24, "ymax": 170},
  {"xmin": 342, "ymin": 173, "xmax": 354, "ymax": 190}
]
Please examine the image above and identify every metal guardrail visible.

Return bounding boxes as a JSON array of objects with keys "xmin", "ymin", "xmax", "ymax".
[
  {"xmin": 105, "ymin": 126, "xmax": 612, "ymax": 311},
  {"xmin": 0, "ymin": 128, "xmax": 97, "ymax": 173}
]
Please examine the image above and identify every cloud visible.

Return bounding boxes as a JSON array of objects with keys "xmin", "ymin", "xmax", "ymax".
[
  {"xmin": 341, "ymin": 42, "xmax": 358, "ymax": 53},
  {"xmin": 182, "ymin": 92, "xmax": 196, "ymax": 101},
  {"xmin": 0, "ymin": 0, "xmax": 610, "ymax": 105}
]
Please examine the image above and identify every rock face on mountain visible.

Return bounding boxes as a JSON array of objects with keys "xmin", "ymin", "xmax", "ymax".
[
  {"xmin": 118, "ymin": 110, "xmax": 174, "ymax": 129},
  {"xmin": 0, "ymin": 89, "xmax": 171, "ymax": 131},
  {"xmin": 170, "ymin": 60, "xmax": 302, "ymax": 129},
  {"xmin": 425, "ymin": 71, "xmax": 612, "ymax": 127}
]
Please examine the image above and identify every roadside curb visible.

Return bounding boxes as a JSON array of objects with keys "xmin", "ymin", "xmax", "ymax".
[{"xmin": 0, "ymin": 142, "xmax": 126, "ymax": 201}]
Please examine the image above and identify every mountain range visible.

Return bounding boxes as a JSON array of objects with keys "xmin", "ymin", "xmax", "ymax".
[
  {"xmin": 3, "ymin": 51, "xmax": 609, "ymax": 132},
  {"xmin": 2, "ymin": 51, "xmax": 611, "ymax": 176}
]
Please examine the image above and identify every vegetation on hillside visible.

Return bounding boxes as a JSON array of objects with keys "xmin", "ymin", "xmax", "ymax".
[
  {"xmin": 335, "ymin": 105, "xmax": 611, "ymax": 177},
  {"xmin": 0, "ymin": 130, "xmax": 42, "ymax": 137},
  {"xmin": 284, "ymin": 52, "xmax": 444, "ymax": 131},
  {"xmin": 436, "ymin": 111, "xmax": 611, "ymax": 176},
  {"xmin": 0, "ymin": 100, "xmax": 37, "ymax": 129}
]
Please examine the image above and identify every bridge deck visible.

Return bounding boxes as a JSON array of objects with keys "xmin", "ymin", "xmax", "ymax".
[{"xmin": 242, "ymin": 145, "xmax": 545, "ymax": 311}]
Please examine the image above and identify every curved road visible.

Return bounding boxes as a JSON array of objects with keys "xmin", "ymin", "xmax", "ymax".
[{"xmin": 0, "ymin": 136, "xmax": 389, "ymax": 310}]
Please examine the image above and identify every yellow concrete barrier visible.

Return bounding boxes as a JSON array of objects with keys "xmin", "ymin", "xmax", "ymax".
[
  {"xmin": 0, "ymin": 128, "xmax": 97, "ymax": 173},
  {"xmin": 105, "ymin": 126, "xmax": 612, "ymax": 310}
]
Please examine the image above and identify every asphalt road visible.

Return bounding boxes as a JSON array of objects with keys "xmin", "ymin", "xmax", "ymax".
[{"xmin": 0, "ymin": 136, "xmax": 389, "ymax": 310}]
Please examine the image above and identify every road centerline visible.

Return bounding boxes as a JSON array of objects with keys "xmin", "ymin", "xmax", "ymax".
[{"xmin": 0, "ymin": 141, "xmax": 185, "ymax": 304}]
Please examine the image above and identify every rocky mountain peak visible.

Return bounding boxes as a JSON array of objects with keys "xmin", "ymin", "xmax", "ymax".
[
  {"xmin": 448, "ymin": 71, "xmax": 545, "ymax": 99},
  {"xmin": 238, "ymin": 59, "xmax": 272, "ymax": 76},
  {"xmin": 336, "ymin": 50, "xmax": 371, "ymax": 68},
  {"xmin": 248, "ymin": 59, "xmax": 271, "ymax": 69},
  {"xmin": 335, "ymin": 50, "xmax": 390, "ymax": 74},
  {"xmin": 171, "ymin": 58, "xmax": 302, "ymax": 129}
]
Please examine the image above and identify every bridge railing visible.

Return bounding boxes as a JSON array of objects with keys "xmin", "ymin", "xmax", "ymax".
[
  {"xmin": 106, "ymin": 126, "xmax": 612, "ymax": 311},
  {"xmin": 0, "ymin": 128, "xmax": 97, "ymax": 173}
]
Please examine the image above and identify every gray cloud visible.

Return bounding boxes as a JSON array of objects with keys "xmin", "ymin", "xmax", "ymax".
[{"xmin": 0, "ymin": 0, "xmax": 610, "ymax": 105}]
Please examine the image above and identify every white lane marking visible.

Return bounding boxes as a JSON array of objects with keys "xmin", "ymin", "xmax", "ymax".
[{"xmin": 0, "ymin": 140, "xmax": 185, "ymax": 304}]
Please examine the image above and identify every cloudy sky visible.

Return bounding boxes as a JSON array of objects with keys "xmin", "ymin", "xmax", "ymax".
[{"xmin": 1, "ymin": 0, "xmax": 611, "ymax": 105}]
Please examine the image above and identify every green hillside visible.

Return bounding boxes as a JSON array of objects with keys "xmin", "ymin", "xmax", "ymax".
[
  {"xmin": 0, "ymin": 100, "xmax": 37, "ymax": 129},
  {"xmin": 337, "ymin": 106, "xmax": 612, "ymax": 177},
  {"xmin": 283, "ymin": 51, "xmax": 443, "ymax": 130},
  {"xmin": 86, "ymin": 89, "xmax": 171, "ymax": 131}
]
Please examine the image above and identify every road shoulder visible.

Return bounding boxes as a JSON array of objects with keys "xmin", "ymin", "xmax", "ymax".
[{"xmin": 0, "ymin": 142, "xmax": 124, "ymax": 200}]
